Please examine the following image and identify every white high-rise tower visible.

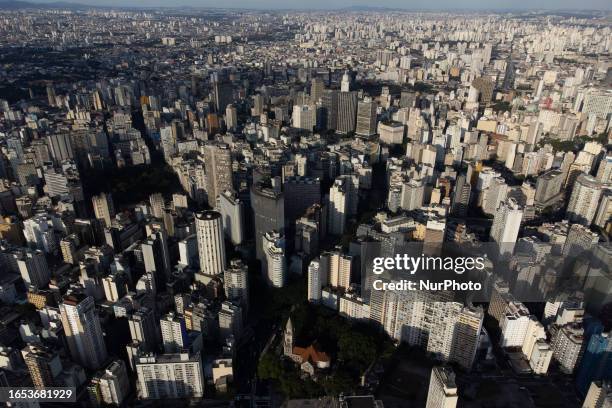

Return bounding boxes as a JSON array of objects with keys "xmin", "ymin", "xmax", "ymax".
[{"xmin": 195, "ymin": 211, "xmax": 226, "ymax": 276}]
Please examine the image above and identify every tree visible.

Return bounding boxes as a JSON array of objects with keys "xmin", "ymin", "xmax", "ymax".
[{"xmin": 257, "ymin": 353, "xmax": 282, "ymax": 380}]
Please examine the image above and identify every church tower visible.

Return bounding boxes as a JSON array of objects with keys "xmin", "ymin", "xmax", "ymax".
[{"xmin": 283, "ymin": 317, "xmax": 294, "ymax": 356}]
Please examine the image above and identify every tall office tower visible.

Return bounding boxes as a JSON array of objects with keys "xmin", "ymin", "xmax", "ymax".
[
  {"xmin": 283, "ymin": 176, "xmax": 321, "ymax": 225},
  {"xmin": 23, "ymin": 344, "xmax": 62, "ymax": 388},
  {"xmin": 355, "ymin": 97, "xmax": 377, "ymax": 136},
  {"xmin": 310, "ymin": 77, "xmax": 325, "ymax": 104},
  {"xmin": 219, "ymin": 301, "xmax": 243, "ymax": 340},
  {"xmin": 92, "ymin": 192, "xmax": 115, "ymax": 227},
  {"xmin": 95, "ymin": 360, "xmax": 130, "ymax": 406},
  {"xmin": 567, "ymin": 174, "xmax": 603, "ymax": 226},
  {"xmin": 307, "ymin": 258, "xmax": 323, "ymax": 303},
  {"xmin": 203, "ymin": 143, "xmax": 233, "ymax": 207},
  {"xmin": 217, "ymin": 190, "xmax": 244, "ymax": 245},
  {"xmin": 195, "ymin": 211, "xmax": 226, "ymax": 276},
  {"xmin": 212, "ymin": 75, "xmax": 233, "ymax": 113},
  {"xmin": 451, "ymin": 175, "xmax": 471, "ymax": 216},
  {"xmin": 551, "ymin": 323, "xmax": 585, "ymax": 374},
  {"xmin": 292, "ymin": 105, "xmax": 316, "ymax": 131},
  {"xmin": 60, "ymin": 294, "xmax": 108, "ymax": 370},
  {"xmin": 576, "ymin": 331, "xmax": 612, "ymax": 395},
  {"xmin": 401, "ymin": 178, "xmax": 425, "ymax": 211},
  {"xmin": 225, "ymin": 104, "xmax": 237, "ymax": 130},
  {"xmin": 16, "ymin": 249, "xmax": 50, "ymax": 288},
  {"xmin": 251, "ymin": 183, "xmax": 284, "ymax": 266},
  {"xmin": 135, "ymin": 352, "xmax": 204, "ymax": 399},
  {"xmin": 128, "ymin": 307, "xmax": 159, "ymax": 352},
  {"xmin": 450, "ymin": 305, "xmax": 484, "ymax": 371},
  {"xmin": 340, "ymin": 71, "xmax": 351, "ymax": 92},
  {"xmin": 263, "ymin": 230, "xmax": 286, "ymax": 288},
  {"xmin": 252, "ymin": 94, "xmax": 264, "ymax": 116},
  {"xmin": 47, "ymin": 133, "xmax": 74, "ymax": 163},
  {"xmin": 322, "ymin": 89, "xmax": 339, "ymax": 130},
  {"xmin": 582, "ymin": 381, "xmax": 612, "ymax": 408},
  {"xmin": 142, "ymin": 222, "xmax": 172, "ymax": 283},
  {"xmin": 490, "ymin": 198, "xmax": 523, "ymax": 256},
  {"xmin": 224, "ymin": 259, "xmax": 249, "ymax": 310},
  {"xmin": 149, "ymin": 193, "xmax": 165, "ymax": 219},
  {"xmin": 426, "ymin": 366, "xmax": 458, "ymax": 408},
  {"xmin": 535, "ymin": 169, "xmax": 565, "ymax": 208},
  {"xmin": 336, "ymin": 91, "xmax": 358, "ymax": 134},
  {"xmin": 160, "ymin": 312, "xmax": 189, "ymax": 353}
]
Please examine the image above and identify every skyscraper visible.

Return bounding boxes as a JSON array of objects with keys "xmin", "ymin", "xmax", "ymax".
[
  {"xmin": 426, "ymin": 366, "xmax": 458, "ymax": 408},
  {"xmin": 225, "ymin": 104, "xmax": 238, "ymax": 130},
  {"xmin": 23, "ymin": 344, "xmax": 62, "ymax": 388},
  {"xmin": 224, "ymin": 259, "xmax": 249, "ymax": 310},
  {"xmin": 310, "ymin": 77, "xmax": 325, "ymax": 104},
  {"xmin": 336, "ymin": 91, "xmax": 358, "ymax": 134},
  {"xmin": 321, "ymin": 89, "xmax": 338, "ymax": 130},
  {"xmin": 203, "ymin": 143, "xmax": 233, "ymax": 207},
  {"xmin": 16, "ymin": 249, "xmax": 50, "ymax": 289},
  {"xmin": 307, "ymin": 258, "xmax": 323, "ymax": 303},
  {"xmin": 59, "ymin": 294, "xmax": 108, "ymax": 370},
  {"xmin": 251, "ymin": 182, "xmax": 285, "ymax": 267},
  {"xmin": 340, "ymin": 71, "xmax": 351, "ymax": 92},
  {"xmin": 567, "ymin": 174, "xmax": 603, "ymax": 226},
  {"xmin": 128, "ymin": 307, "xmax": 159, "ymax": 352},
  {"xmin": 212, "ymin": 74, "xmax": 233, "ymax": 113},
  {"xmin": 135, "ymin": 352, "xmax": 204, "ymax": 399},
  {"xmin": 217, "ymin": 190, "xmax": 244, "ymax": 246},
  {"xmin": 490, "ymin": 198, "xmax": 523, "ymax": 256},
  {"xmin": 576, "ymin": 331, "xmax": 612, "ymax": 395},
  {"xmin": 160, "ymin": 312, "xmax": 189, "ymax": 353},
  {"xmin": 263, "ymin": 230, "xmax": 286, "ymax": 288},
  {"xmin": 355, "ymin": 97, "xmax": 377, "ymax": 137},
  {"xmin": 92, "ymin": 192, "xmax": 115, "ymax": 228},
  {"xmin": 195, "ymin": 211, "xmax": 226, "ymax": 276}
]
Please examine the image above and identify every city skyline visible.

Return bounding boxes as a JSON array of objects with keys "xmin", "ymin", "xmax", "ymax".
[{"xmin": 8, "ymin": 0, "xmax": 612, "ymax": 11}]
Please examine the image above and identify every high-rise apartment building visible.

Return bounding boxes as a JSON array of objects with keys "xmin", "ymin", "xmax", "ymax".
[
  {"xmin": 263, "ymin": 230, "xmax": 286, "ymax": 288},
  {"xmin": 135, "ymin": 352, "xmax": 204, "ymax": 399},
  {"xmin": 490, "ymin": 198, "xmax": 523, "ymax": 256},
  {"xmin": 567, "ymin": 174, "xmax": 603, "ymax": 226},
  {"xmin": 426, "ymin": 366, "xmax": 458, "ymax": 408},
  {"xmin": 59, "ymin": 294, "xmax": 108, "ymax": 370}
]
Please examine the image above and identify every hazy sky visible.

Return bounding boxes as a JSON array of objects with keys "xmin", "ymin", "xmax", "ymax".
[{"xmin": 32, "ymin": 0, "xmax": 612, "ymax": 10}]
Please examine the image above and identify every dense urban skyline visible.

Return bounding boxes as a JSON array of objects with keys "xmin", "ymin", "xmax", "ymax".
[
  {"xmin": 0, "ymin": 3, "xmax": 610, "ymax": 407},
  {"xmin": 14, "ymin": 0, "xmax": 612, "ymax": 10}
]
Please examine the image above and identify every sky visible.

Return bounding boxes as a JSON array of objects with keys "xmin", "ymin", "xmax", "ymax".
[{"xmin": 29, "ymin": 0, "xmax": 612, "ymax": 10}]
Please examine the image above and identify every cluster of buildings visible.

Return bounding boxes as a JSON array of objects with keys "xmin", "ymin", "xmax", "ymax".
[{"xmin": 0, "ymin": 4, "xmax": 610, "ymax": 407}]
